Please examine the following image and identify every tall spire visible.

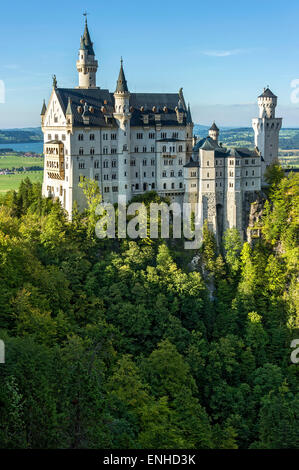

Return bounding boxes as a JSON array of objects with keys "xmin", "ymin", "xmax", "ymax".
[
  {"xmin": 76, "ymin": 15, "xmax": 98, "ymax": 88},
  {"xmin": 40, "ymin": 99, "xmax": 47, "ymax": 116},
  {"xmin": 66, "ymin": 97, "xmax": 72, "ymax": 115},
  {"xmin": 115, "ymin": 57, "xmax": 129, "ymax": 93},
  {"xmin": 81, "ymin": 13, "xmax": 95, "ymax": 55},
  {"xmin": 186, "ymin": 103, "xmax": 192, "ymax": 124}
]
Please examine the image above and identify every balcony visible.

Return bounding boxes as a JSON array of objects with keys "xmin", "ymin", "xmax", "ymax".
[{"xmin": 44, "ymin": 141, "xmax": 65, "ymax": 180}]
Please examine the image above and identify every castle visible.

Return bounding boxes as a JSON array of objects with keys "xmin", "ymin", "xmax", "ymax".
[{"xmin": 41, "ymin": 19, "xmax": 282, "ymax": 241}]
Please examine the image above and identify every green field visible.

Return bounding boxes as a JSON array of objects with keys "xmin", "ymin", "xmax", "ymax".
[
  {"xmin": 0, "ymin": 153, "xmax": 43, "ymax": 170},
  {"xmin": 0, "ymin": 170, "xmax": 43, "ymax": 193}
]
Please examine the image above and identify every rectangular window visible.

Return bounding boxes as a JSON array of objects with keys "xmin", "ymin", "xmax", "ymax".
[{"xmin": 137, "ymin": 133, "xmax": 143, "ymax": 139}]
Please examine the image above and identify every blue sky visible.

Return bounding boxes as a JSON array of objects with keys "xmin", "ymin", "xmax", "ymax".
[{"xmin": 0, "ymin": 0, "xmax": 299, "ymax": 127}]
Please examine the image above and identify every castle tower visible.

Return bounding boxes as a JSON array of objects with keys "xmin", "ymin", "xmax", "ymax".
[
  {"xmin": 113, "ymin": 59, "xmax": 131, "ymax": 202},
  {"xmin": 186, "ymin": 103, "xmax": 194, "ymax": 162},
  {"xmin": 76, "ymin": 18, "xmax": 98, "ymax": 89},
  {"xmin": 252, "ymin": 87, "xmax": 282, "ymax": 182},
  {"xmin": 209, "ymin": 122, "xmax": 219, "ymax": 143}
]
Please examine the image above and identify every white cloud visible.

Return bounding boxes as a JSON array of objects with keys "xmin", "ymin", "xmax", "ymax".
[{"xmin": 202, "ymin": 49, "xmax": 243, "ymax": 57}]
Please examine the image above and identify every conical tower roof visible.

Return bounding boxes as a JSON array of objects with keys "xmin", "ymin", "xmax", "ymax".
[
  {"xmin": 186, "ymin": 103, "xmax": 192, "ymax": 124},
  {"xmin": 81, "ymin": 18, "xmax": 95, "ymax": 55},
  {"xmin": 258, "ymin": 87, "xmax": 277, "ymax": 99},
  {"xmin": 66, "ymin": 97, "xmax": 73, "ymax": 115},
  {"xmin": 209, "ymin": 121, "xmax": 219, "ymax": 131},
  {"xmin": 40, "ymin": 99, "xmax": 47, "ymax": 116},
  {"xmin": 115, "ymin": 58, "xmax": 129, "ymax": 93}
]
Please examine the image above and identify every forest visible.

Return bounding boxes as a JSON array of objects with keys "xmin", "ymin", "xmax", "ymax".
[{"xmin": 0, "ymin": 167, "xmax": 298, "ymax": 449}]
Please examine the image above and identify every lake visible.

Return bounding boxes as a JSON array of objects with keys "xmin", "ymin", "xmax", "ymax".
[{"xmin": 0, "ymin": 142, "xmax": 43, "ymax": 153}]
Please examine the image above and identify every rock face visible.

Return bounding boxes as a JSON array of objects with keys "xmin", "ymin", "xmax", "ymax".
[{"xmin": 245, "ymin": 190, "xmax": 267, "ymax": 243}]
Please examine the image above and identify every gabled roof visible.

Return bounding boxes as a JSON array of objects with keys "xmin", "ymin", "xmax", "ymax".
[
  {"xmin": 258, "ymin": 87, "xmax": 277, "ymax": 99},
  {"xmin": 229, "ymin": 147, "xmax": 260, "ymax": 158},
  {"xmin": 129, "ymin": 93, "xmax": 188, "ymax": 127},
  {"xmin": 53, "ymin": 88, "xmax": 190, "ymax": 128},
  {"xmin": 55, "ymin": 88, "xmax": 116, "ymax": 128}
]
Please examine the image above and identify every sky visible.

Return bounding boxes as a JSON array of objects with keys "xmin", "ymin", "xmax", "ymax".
[{"xmin": 0, "ymin": 0, "xmax": 299, "ymax": 128}]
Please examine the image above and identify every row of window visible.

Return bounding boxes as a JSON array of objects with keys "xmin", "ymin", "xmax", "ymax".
[
  {"xmin": 47, "ymin": 134, "xmax": 66, "ymax": 141},
  {"xmin": 162, "ymin": 182, "xmax": 183, "ymax": 190},
  {"xmin": 76, "ymin": 131, "xmax": 181, "ymax": 142},
  {"xmin": 162, "ymin": 145, "xmax": 181, "ymax": 152},
  {"xmin": 163, "ymin": 159, "xmax": 181, "ymax": 166},
  {"xmin": 200, "ymin": 180, "xmax": 256, "ymax": 189},
  {"xmin": 162, "ymin": 170, "xmax": 183, "ymax": 177}
]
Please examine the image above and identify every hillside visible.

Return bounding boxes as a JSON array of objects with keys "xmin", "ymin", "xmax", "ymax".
[
  {"xmin": 0, "ymin": 128, "xmax": 43, "ymax": 144},
  {"xmin": 193, "ymin": 126, "xmax": 299, "ymax": 151},
  {"xmin": 0, "ymin": 175, "xmax": 298, "ymax": 449}
]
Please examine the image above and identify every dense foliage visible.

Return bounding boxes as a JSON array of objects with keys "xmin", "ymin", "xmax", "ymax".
[{"xmin": 0, "ymin": 174, "xmax": 298, "ymax": 449}]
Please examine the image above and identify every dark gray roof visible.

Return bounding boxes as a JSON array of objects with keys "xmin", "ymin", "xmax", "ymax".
[
  {"xmin": 194, "ymin": 136, "xmax": 225, "ymax": 152},
  {"xmin": 55, "ymin": 88, "xmax": 116, "ymax": 128},
  {"xmin": 201, "ymin": 139, "xmax": 216, "ymax": 150},
  {"xmin": 115, "ymin": 60, "xmax": 129, "ymax": 93},
  {"xmin": 259, "ymin": 87, "xmax": 277, "ymax": 99},
  {"xmin": 129, "ymin": 93, "xmax": 188, "ymax": 127},
  {"xmin": 55, "ymin": 88, "xmax": 189, "ymax": 128},
  {"xmin": 186, "ymin": 103, "xmax": 192, "ymax": 124},
  {"xmin": 209, "ymin": 121, "xmax": 219, "ymax": 131},
  {"xmin": 81, "ymin": 19, "xmax": 95, "ymax": 56},
  {"xmin": 229, "ymin": 147, "xmax": 260, "ymax": 158},
  {"xmin": 184, "ymin": 159, "xmax": 199, "ymax": 168},
  {"xmin": 41, "ymin": 99, "xmax": 47, "ymax": 115}
]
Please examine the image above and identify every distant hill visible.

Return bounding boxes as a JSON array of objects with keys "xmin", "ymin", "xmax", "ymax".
[
  {"xmin": 0, "ymin": 127, "xmax": 43, "ymax": 144},
  {"xmin": 194, "ymin": 125, "xmax": 299, "ymax": 151}
]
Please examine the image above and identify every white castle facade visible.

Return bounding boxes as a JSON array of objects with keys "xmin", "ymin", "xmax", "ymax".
[{"xmin": 41, "ymin": 19, "xmax": 282, "ymax": 240}]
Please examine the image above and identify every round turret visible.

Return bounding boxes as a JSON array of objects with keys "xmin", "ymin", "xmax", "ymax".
[
  {"xmin": 258, "ymin": 87, "xmax": 277, "ymax": 118},
  {"xmin": 209, "ymin": 122, "xmax": 219, "ymax": 142}
]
